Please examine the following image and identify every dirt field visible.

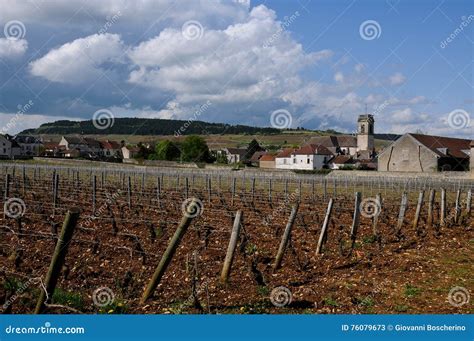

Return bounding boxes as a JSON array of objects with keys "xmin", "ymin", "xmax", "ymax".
[{"xmin": 0, "ymin": 165, "xmax": 472, "ymax": 314}]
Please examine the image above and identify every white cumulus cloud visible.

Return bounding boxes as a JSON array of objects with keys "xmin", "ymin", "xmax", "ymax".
[
  {"xmin": 29, "ymin": 33, "xmax": 125, "ymax": 84},
  {"xmin": 0, "ymin": 38, "xmax": 28, "ymax": 58}
]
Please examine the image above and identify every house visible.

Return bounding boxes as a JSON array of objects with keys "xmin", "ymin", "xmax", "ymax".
[
  {"xmin": 223, "ymin": 148, "xmax": 247, "ymax": 164},
  {"xmin": 60, "ymin": 149, "xmax": 80, "ymax": 158},
  {"xmin": 275, "ymin": 144, "xmax": 332, "ymax": 170},
  {"xmin": 378, "ymin": 133, "xmax": 471, "ymax": 172},
  {"xmin": 306, "ymin": 135, "xmax": 357, "ymax": 156},
  {"xmin": 249, "ymin": 151, "xmax": 267, "ymax": 166},
  {"xmin": 0, "ymin": 134, "xmax": 21, "ymax": 158},
  {"xmin": 59, "ymin": 136, "xmax": 102, "ymax": 156},
  {"xmin": 14, "ymin": 135, "xmax": 43, "ymax": 156},
  {"xmin": 275, "ymin": 148, "xmax": 297, "ymax": 169},
  {"xmin": 121, "ymin": 146, "xmax": 140, "ymax": 159},
  {"xmin": 329, "ymin": 155, "xmax": 354, "ymax": 169},
  {"xmin": 42, "ymin": 142, "xmax": 61, "ymax": 157},
  {"xmin": 259, "ymin": 154, "xmax": 276, "ymax": 169},
  {"xmin": 100, "ymin": 140, "xmax": 122, "ymax": 158}
]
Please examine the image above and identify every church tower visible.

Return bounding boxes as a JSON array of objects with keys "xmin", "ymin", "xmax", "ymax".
[{"xmin": 357, "ymin": 114, "xmax": 374, "ymax": 151}]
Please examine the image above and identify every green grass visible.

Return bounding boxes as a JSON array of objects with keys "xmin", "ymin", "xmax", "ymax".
[
  {"xmin": 394, "ymin": 304, "xmax": 409, "ymax": 312},
  {"xmin": 403, "ymin": 284, "xmax": 422, "ymax": 298},
  {"xmin": 323, "ymin": 297, "xmax": 339, "ymax": 307},
  {"xmin": 52, "ymin": 288, "xmax": 84, "ymax": 311}
]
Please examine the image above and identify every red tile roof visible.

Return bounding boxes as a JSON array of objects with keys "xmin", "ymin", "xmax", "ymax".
[
  {"xmin": 410, "ymin": 133, "xmax": 471, "ymax": 159},
  {"xmin": 330, "ymin": 155, "xmax": 353, "ymax": 164},
  {"xmin": 100, "ymin": 140, "xmax": 121, "ymax": 149},
  {"xmin": 293, "ymin": 144, "xmax": 333, "ymax": 155},
  {"xmin": 260, "ymin": 154, "xmax": 276, "ymax": 161},
  {"xmin": 276, "ymin": 148, "xmax": 297, "ymax": 158}
]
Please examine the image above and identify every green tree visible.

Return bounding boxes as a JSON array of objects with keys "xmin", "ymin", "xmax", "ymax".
[
  {"xmin": 181, "ymin": 135, "xmax": 211, "ymax": 162},
  {"xmin": 152, "ymin": 140, "xmax": 181, "ymax": 160},
  {"xmin": 245, "ymin": 138, "xmax": 264, "ymax": 160}
]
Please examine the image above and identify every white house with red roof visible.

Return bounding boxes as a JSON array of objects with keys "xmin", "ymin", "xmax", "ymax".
[{"xmin": 275, "ymin": 144, "xmax": 332, "ymax": 170}]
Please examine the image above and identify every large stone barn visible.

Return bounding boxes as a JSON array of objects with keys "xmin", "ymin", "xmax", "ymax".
[{"xmin": 378, "ymin": 133, "xmax": 471, "ymax": 172}]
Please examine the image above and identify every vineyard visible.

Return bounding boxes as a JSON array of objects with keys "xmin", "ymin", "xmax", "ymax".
[{"xmin": 0, "ymin": 163, "xmax": 472, "ymax": 314}]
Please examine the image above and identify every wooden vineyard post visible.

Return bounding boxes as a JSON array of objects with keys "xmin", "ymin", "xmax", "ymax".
[
  {"xmin": 268, "ymin": 179, "xmax": 272, "ymax": 203},
  {"xmin": 372, "ymin": 193, "xmax": 382, "ymax": 237},
  {"xmin": 427, "ymin": 189, "xmax": 435, "ymax": 227},
  {"xmin": 273, "ymin": 204, "xmax": 299, "ymax": 271},
  {"xmin": 396, "ymin": 192, "xmax": 408, "ymax": 234},
  {"xmin": 34, "ymin": 207, "xmax": 81, "ymax": 314},
  {"xmin": 52, "ymin": 173, "xmax": 59, "ymax": 217},
  {"xmin": 454, "ymin": 189, "xmax": 461, "ymax": 224},
  {"xmin": 251, "ymin": 178, "xmax": 255, "ymax": 202},
  {"xmin": 4, "ymin": 173, "xmax": 10, "ymax": 200},
  {"xmin": 92, "ymin": 175, "xmax": 97, "ymax": 215},
  {"xmin": 3, "ymin": 173, "xmax": 10, "ymax": 219},
  {"xmin": 323, "ymin": 179, "xmax": 327, "ymax": 201},
  {"xmin": 298, "ymin": 180, "xmax": 302, "ymax": 202},
  {"xmin": 22, "ymin": 166, "xmax": 26, "ymax": 196},
  {"xmin": 413, "ymin": 190, "xmax": 424, "ymax": 234},
  {"xmin": 141, "ymin": 199, "xmax": 199, "ymax": 303},
  {"xmin": 465, "ymin": 189, "xmax": 472, "ymax": 217},
  {"xmin": 231, "ymin": 178, "xmax": 236, "ymax": 206},
  {"xmin": 185, "ymin": 177, "xmax": 189, "ymax": 199},
  {"xmin": 350, "ymin": 192, "xmax": 361, "ymax": 250},
  {"xmin": 440, "ymin": 188, "xmax": 446, "ymax": 227},
  {"xmin": 207, "ymin": 177, "xmax": 211, "ymax": 204},
  {"xmin": 156, "ymin": 176, "xmax": 161, "ymax": 207},
  {"xmin": 284, "ymin": 179, "xmax": 288, "ymax": 199},
  {"xmin": 220, "ymin": 210, "xmax": 243, "ymax": 283},
  {"xmin": 316, "ymin": 198, "xmax": 334, "ymax": 255},
  {"xmin": 127, "ymin": 176, "xmax": 132, "ymax": 209}
]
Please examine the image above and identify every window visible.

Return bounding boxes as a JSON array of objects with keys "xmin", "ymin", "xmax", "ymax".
[
  {"xmin": 307, "ymin": 158, "xmax": 310, "ymax": 164},
  {"xmin": 293, "ymin": 158, "xmax": 296, "ymax": 164}
]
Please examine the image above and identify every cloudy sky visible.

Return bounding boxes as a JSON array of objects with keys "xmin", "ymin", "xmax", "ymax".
[{"xmin": 0, "ymin": 0, "xmax": 472, "ymax": 138}]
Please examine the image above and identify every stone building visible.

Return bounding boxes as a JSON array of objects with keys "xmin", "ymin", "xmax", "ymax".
[{"xmin": 378, "ymin": 133, "xmax": 471, "ymax": 172}]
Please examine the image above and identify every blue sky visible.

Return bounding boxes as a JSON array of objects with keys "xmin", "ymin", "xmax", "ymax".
[{"xmin": 0, "ymin": 0, "xmax": 472, "ymax": 138}]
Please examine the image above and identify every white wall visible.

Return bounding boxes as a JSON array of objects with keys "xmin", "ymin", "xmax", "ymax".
[{"xmin": 275, "ymin": 154, "xmax": 327, "ymax": 170}]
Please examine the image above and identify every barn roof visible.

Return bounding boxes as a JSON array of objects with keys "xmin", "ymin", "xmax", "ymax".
[{"xmin": 409, "ymin": 133, "xmax": 471, "ymax": 159}]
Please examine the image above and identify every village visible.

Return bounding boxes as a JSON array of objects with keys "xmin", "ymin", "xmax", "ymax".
[{"xmin": 0, "ymin": 114, "xmax": 473, "ymax": 174}]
